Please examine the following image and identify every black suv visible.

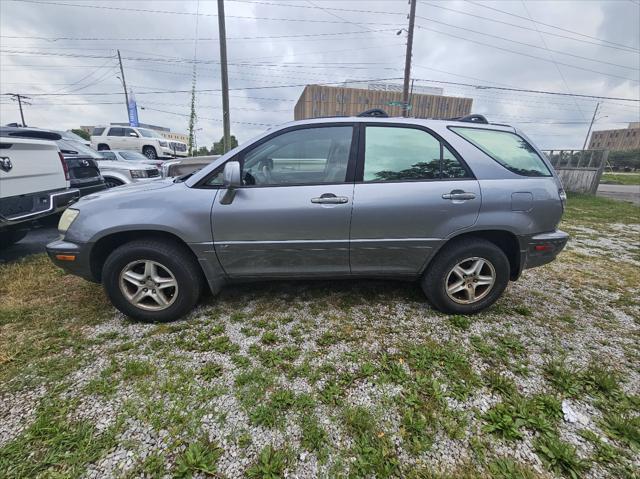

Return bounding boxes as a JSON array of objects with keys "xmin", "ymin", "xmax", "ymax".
[{"xmin": 1, "ymin": 127, "xmax": 106, "ymax": 197}]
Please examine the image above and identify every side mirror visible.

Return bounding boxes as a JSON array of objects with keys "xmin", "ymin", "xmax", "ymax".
[
  {"xmin": 220, "ymin": 161, "xmax": 241, "ymax": 204},
  {"xmin": 129, "ymin": 132, "xmax": 138, "ymax": 137}
]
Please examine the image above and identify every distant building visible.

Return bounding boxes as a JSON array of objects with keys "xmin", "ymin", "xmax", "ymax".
[
  {"xmin": 80, "ymin": 123, "xmax": 189, "ymax": 144},
  {"xmin": 294, "ymin": 83, "xmax": 472, "ymax": 120},
  {"xmin": 588, "ymin": 122, "xmax": 640, "ymax": 151}
]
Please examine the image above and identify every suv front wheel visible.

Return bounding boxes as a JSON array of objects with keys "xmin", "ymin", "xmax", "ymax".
[
  {"xmin": 422, "ymin": 238, "xmax": 510, "ymax": 315},
  {"xmin": 143, "ymin": 146, "xmax": 157, "ymax": 159},
  {"xmin": 102, "ymin": 239, "xmax": 203, "ymax": 321}
]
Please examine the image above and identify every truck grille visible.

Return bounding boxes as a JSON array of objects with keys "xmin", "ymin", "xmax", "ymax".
[
  {"xmin": 148, "ymin": 169, "xmax": 160, "ymax": 178},
  {"xmin": 170, "ymin": 142, "xmax": 187, "ymax": 152}
]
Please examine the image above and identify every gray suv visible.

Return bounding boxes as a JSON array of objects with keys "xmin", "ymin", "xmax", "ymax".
[{"xmin": 46, "ymin": 114, "xmax": 568, "ymax": 321}]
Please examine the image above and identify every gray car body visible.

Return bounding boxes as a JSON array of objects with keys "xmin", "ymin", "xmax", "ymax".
[{"xmin": 47, "ymin": 117, "xmax": 567, "ymax": 295}]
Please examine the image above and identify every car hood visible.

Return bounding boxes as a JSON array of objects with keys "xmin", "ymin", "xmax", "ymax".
[{"xmin": 78, "ymin": 178, "xmax": 174, "ymax": 203}]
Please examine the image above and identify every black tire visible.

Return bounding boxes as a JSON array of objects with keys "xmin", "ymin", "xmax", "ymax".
[
  {"xmin": 143, "ymin": 146, "xmax": 157, "ymax": 159},
  {"xmin": 102, "ymin": 239, "xmax": 203, "ymax": 322},
  {"xmin": 0, "ymin": 229, "xmax": 28, "ymax": 249},
  {"xmin": 421, "ymin": 238, "xmax": 510, "ymax": 315},
  {"xmin": 104, "ymin": 177, "xmax": 124, "ymax": 189},
  {"xmin": 97, "ymin": 144, "xmax": 110, "ymax": 151}
]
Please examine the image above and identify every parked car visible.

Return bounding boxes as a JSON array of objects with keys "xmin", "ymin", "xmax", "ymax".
[
  {"xmin": 52, "ymin": 138, "xmax": 107, "ymax": 197},
  {"xmin": 56, "ymin": 141, "xmax": 160, "ymax": 188},
  {"xmin": 161, "ymin": 155, "xmax": 220, "ymax": 178},
  {"xmin": 98, "ymin": 149, "xmax": 164, "ymax": 169},
  {"xmin": 0, "ymin": 128, "xmax": 79, "ymax": 248},
  {"xmin": 90, "ymin": 126, "xmax": 187, "ymax": 159},
  {"xmin": 47, "ymin": 113, "xmax": 569, "ymax": 321}
]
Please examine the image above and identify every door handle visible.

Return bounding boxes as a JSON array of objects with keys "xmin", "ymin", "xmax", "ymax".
[
  {"xmin": 311, "ymin": 193, "xmax": 349, "ymax": 204},
  {"xmin": 442, "ymin": 190, "xmax": 476, "ymax": 201}
]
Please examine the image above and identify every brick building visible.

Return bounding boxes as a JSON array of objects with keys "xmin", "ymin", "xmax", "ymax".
[{"xmin": 588, "ymin": 123, "xmax": 640, "ymax": 151}]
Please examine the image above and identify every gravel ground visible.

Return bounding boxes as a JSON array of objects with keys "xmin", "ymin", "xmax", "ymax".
[{"xmin": 1, "ymin": 201, "xmax": 638, "ymax": 478}]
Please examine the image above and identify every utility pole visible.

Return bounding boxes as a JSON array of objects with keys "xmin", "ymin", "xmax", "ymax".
[
  {"xmin": 6, "ymin": 93, "xmax": 31, "ymax": 126},
  {"xmin": 217, "ymin": 0, "xmax": 231, "ymax": 153},
  {"xmin": 582, "ymin": 102, "xmax": 599, "ymax": 150},
  {"xmin": 402, "ymin": 0, "xmax": 417, "ymax": 117},
  {"xmin": 117, "ymin": 50, "xmax": 130, "ymax": 122}
]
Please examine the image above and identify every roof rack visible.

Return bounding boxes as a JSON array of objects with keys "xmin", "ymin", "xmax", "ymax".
[
  {"xmin": 449, "ymin": 114, "xmax": 489, "ymax": 124},
  {"xmin": 358, "ymin": 109, "xmax": 389, "ymax": 118}
]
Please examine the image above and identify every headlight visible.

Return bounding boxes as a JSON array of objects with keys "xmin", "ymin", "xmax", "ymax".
[
  {"xmin": 130, "ymin": 169, "xmax": 148, "ymax": 178},
  {"xmin": 158, "ymin": 140, "xmax": 168, "ymax": 147},
  {"xmin": 58, "ymin": 208, "xmax": 79, "ymax": 233}
]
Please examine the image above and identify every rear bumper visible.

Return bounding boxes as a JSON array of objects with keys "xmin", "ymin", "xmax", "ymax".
[
  {"xmin": 76, "ymin": 182, "xmax": 108, "ymax": 197},
  {"xmin": 519, "ymin": 230, "xmax": 569, "ymax": 272},
  {"xmin": 46, "ymin": 238, "xmax": 97, "ymax": 282},
  {"xmin": 0, "ymin": 188, "xmax": 80, "ymax": 227}
]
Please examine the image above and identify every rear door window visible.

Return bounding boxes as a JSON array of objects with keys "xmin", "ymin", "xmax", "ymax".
[
  {"xmin": 107, "ymin": 127, "xmax": 124, "ymax": 137},
  {"xmin": 363, "ymin": 126, "xmax": 471, "ymax": 182},
  {"xmin": 92, "ymin": 127, "xmax": 105, "ymax": 136},
  {"xmin": 450, "ymin": 127, "xmax": 551, "ymax": 177}
]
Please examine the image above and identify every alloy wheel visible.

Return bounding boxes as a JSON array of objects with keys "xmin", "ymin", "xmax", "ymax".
[
  {"xmin": 445, "ymin": 257, "xmax": 496, "ymax": 304},
  {"xmin": 118, "ymin": 260, "xmax": 178, "ymax": 311}
]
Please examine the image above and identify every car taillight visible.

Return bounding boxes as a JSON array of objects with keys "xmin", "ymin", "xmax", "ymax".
[{"xmin": 58, "ymin": 152, "xmax": 70, "ymax": 181}]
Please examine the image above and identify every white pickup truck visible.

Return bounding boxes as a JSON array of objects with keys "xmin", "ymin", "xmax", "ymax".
[{"xmin": 0, "ymin": 129, "xmax": 80, "ymax": 248}]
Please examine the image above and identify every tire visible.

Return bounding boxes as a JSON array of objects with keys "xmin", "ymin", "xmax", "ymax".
[
  {"xmin": 0, "ymin": 229, "xmax": 28, "ymax": 249},
  {"xmin": 143, "ymin": 146, "xmax": 157, "ymax": 159},
  {"xmin": 102, "ymin": 239, "xmax": 203, "ymax": 322},
  {"xmin": 97, "ymin": 144, "xmax": 110, "ymax": 151},
  {"xmin": 104, "ymin": 177, "xmax": 124, "ymax": 189},
  {"xmin": 421, "ymin": 238, "xmax": 510, "ymax": 315}
]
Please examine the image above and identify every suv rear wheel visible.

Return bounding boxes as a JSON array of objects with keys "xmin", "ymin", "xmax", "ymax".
[
  {"xmin": 422, "ymin": 238, "xmax": 509, "ymax": 314},
  {"xmin": 143, "ymin": 146, "xmax": 157, "ymax": 159},
  {"xmin": 102, "ymin": 239, "xmax": 203, "ymax": 322}
]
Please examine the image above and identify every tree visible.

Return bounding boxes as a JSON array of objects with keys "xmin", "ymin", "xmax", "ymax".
[
  {"xmin": 194, "ymin": 146, "xmax": 210, "ymax": 156},
  {"xmin": 212, "ymin": 135, "xmax": 238, "ymax": 155},
  {"xmin": 71, "ymin": 128, "xmax": 90, "ymax": 141}
]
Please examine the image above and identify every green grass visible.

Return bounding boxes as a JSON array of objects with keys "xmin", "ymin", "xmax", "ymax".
[
  {"xmin": 534, "ymin": 434, "xmax": 589, "ymax": 479},
  {"xmin": 601, "ymin": 172, "xmax": 640, "ymax": 186},
  {"xmin": 246, "ymin": 445, "xmax": 289, "ymax": 479},
  {"xmin": 0, "ymin": 398, "xmax": 121, "ymax": 478},
  {"xmin": 563, "ymin": 193, "xmax": 639, "ymax": 226},
  {"xmin": 174, "ymin": 439, "xmax": 222, "ymax": 478}
]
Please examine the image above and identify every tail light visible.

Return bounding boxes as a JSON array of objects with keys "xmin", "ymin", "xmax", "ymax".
[{"xmin": 58, "ymin": 152, "xmax": 70, "ymax": 181}]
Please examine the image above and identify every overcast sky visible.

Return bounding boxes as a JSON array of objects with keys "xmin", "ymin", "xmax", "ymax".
[{"xmin": 1, "ymin": 0, "xmax": 639, "ymax": 149}]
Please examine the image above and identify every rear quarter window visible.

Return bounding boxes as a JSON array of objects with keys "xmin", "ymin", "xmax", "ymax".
[{"xmin": 450, "ymin": 127, "xmax": 551, "ymax": 177}]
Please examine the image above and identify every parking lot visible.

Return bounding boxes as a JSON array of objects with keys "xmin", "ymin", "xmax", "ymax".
[{"xmin": 1, "ymin": 193, "xmax": 638, "ymax": 478}]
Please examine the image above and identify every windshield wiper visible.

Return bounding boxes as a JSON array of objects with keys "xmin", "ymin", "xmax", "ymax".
[{"xmin": 60, "ymin": 149, "xmax": 79, "ymax": 154}]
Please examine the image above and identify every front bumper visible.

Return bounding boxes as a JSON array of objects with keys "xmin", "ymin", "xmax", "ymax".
[
  {"xmin": 520, "ymin": 230, "xmax": 569, "ymax": 271},
  {"xmin": 46, "ymin": 238, "xmax": 98, "ymax": 282}
]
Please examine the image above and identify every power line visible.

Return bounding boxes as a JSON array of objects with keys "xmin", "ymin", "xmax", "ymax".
[
  {"xmin": 414, "ymin": 18, "xmax": 638, "ymax": 71},
  {"xmin": 414, "ymin": 26, "xmax": 640, "ymax": 83},
  {"xmin": 465, "ymin": 0, "xmax": 639, "ymax": 51},
  {"xmin": 419, "ymin": 1, "xmax": 639, "ymax": 53},
  {"xmin": 6, "ymin": 0, "xmax": 404, "ymax": 26},
  {"xmin": 0, "ymin": 29, "xmax": 398, "ymax": 43}
]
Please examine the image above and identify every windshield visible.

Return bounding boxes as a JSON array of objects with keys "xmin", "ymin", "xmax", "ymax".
[
  {"xmin": 56, "ymin": 139, "xmax": 103, "ymax": 159},
  {"xmin": 120, "ymin": 151, "xmax": 150, "ymax": 161},
  {"xmin": 137, "ymin": 128, "xmax": 160, "ymax": 138},
  {"xmin": 59, "ymin": 131, "xmax": 88, "ymax": 143}
]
